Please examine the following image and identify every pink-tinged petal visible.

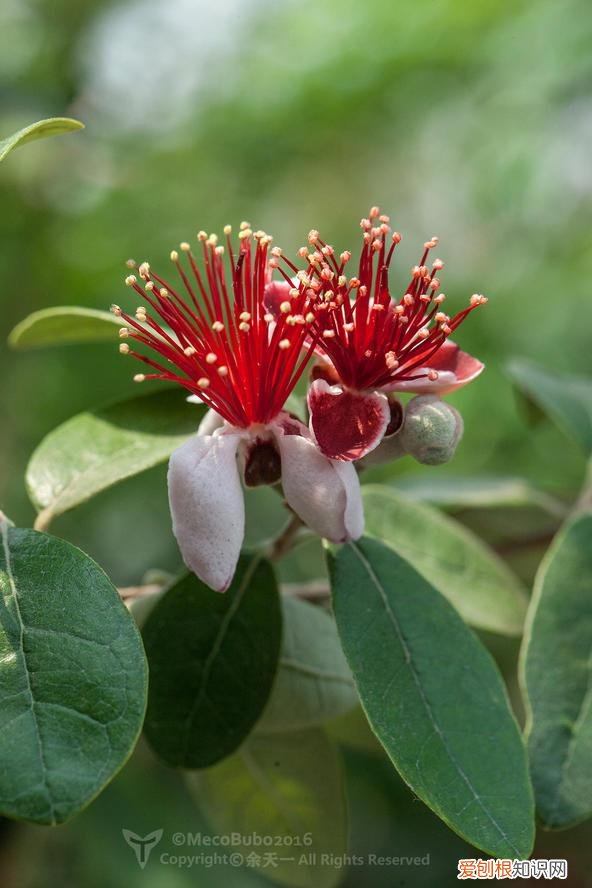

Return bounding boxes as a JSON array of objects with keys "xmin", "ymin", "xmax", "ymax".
[
  {"xmin": 387, "ymin": 341, "xmax": 484, "ymax": 395},
  {"xmin": 307, "ymin": 378, "xmax": 390, "ymax": 461},
  {"xmin": 263, "ymin": 280, "xmax": 292, "ymax": 318},
  {"xmin": 168, "ymin": 433, "xmax": 244, "ymax": 592},
  {"xmin": 274, "ymin": 428, "xmax": 364, "ymax": 542}
]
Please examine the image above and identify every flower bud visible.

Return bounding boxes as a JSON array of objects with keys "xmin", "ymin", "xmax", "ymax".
[{"xmin": 400, "ymin": 395, "xmax": 463, "ymax": 465}]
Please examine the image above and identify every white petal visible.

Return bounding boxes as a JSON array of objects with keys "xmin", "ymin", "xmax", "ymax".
[
  {"xmin": 274, "ymin": 423, "xmax": 364, "ymax": 542},
  {"xmin": 197, "ymin": 408, "xmax": 225, "ymax": 436},
  {"xmin": 168, "ymin": 433, "xmax": 244, "ymax": 592}
]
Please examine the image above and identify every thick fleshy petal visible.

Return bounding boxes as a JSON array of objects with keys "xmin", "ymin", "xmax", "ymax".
[
  {"xmin": 263, "ymin": 280, "xmax": 292, "ymax": 318},
  {"xmin": 359, "ymin": 430, "xmax": 406, "ymax": 468},
  {"xmin": 168, "ymin": 433, "xmax": 245, "ymax": 592},
  {"xmin": 273, "ymin": 419, "xmax": 364, "ymax": 542},
  {"xmin": 307, "ymin": 378, "xmax": 390, "ymax": 461},
  {"xmin": 196, "ymin": 407, "xmax": 225, "ymax": 436},
  {"xmin": 387, "ymin": 341, "xmax": 484, "ymax": 395}
]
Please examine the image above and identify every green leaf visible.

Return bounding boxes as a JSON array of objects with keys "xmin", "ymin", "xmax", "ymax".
[
  {"xmin": 392, "ymin": 474, "xmax": 567, "ymax": 518},
  {"xmin": 328, "ymin": 536, "xmax": 534, "ymax": 858},
  {"xmin": 256, "ymin": 596, "xmax": 357, "ymax": 734},
  {"xmin": 520, "ymin": 513, "xmax": 592, "ymax": 828},
  {"xmin": 8, "ymin": 307, "xmax": 126, "ymax": 350},
  {"xmin": 0, "ymin": 519, "xmax": 147, "ymax": 825},
  {"xmin": 142, "ymin": 555, "xmax": 281, "ymax": 768},
  {"xmin": 189, "ymin": 728, "xmax": 347, "ymax": 888},
  {"xmin": 361, "ymin": 485, "xmax": 528, "ymax": 636},
  {"xmin": 26, "ymin": 389, "xmax": 202, "ymax": 530},
  {"xmin": 0, "ymin": 117, "xmax": 84, "ymax": 163},
  {"xmin": 507, "ymin": 358, "xmax": 592, "ymax": 453}
]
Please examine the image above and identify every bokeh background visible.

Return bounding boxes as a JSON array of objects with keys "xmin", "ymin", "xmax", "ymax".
[{"xmin": 1, "ymin": 0, "xmax": 591, "ymax": 885}]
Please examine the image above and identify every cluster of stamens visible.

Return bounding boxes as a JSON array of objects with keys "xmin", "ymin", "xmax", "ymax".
[
  {"xmin": 277, "ymin": 206, "xmax": 487, "ymax": 391},
  {"xmin": 112, "ymin": 224, "xmax": 325, "ymax": 427}
]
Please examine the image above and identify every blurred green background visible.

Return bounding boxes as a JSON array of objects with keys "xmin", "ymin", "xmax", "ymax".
[{"xmin": 1, "ymin": 0, "xmax": 591, "ymax": 884}]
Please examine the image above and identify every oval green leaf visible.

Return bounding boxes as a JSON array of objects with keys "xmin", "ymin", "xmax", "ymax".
[
  {"xmin": 256, "ymin": 595, "xmax": 357, "ymax": 734},
  {"xmin": 392, "ymin": 474, "xmax": 567, "ymax": 518},
  {"xmin": 361, "ymin": 485, "xmax": 528, "ymax": 636},
  {"xmin": 507, "ymin": 359, "xmax": 592, "ymax": 453},
  {"xmin": 142, "ymin": 555, "xmax": 281, "ymax": 768},
  {"xmin": 8, "ymin": 307, "xmax": 126, "ymax": 350},
  {"xmin": 0, "ymin": 519, "xmax": 147, "ymax": 824},
  {"xmin": 328, "ymin": 536, "xmax": 534, "ymax": 858},
  {"xmin": 26, "ymin": 389, "xmax": 202, "ymax": 530},
  {"xmin": 520, "ymin": 512, "xmax": 592, "ymax": 828},
  {"xmin": 189, "ymin": 728, "xmax": 347, "ymax": 888},
  {"xmin": 0, "ymin": 117, "xmax": 84, "ymax": 163}
]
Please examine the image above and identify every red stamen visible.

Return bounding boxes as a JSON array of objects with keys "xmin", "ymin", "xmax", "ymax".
[
  {"xmin": 286, "ymin": 208, "xmax": 487, "ymax": 392},
  {"xmin": 115, "ymin": 226, "xmax": 326, "ymax": 428}
]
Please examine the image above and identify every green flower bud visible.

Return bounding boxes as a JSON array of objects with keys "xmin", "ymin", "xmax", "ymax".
[{"xmin": 400, "ymin": 395, "xmax": 463, "ymax": 465}]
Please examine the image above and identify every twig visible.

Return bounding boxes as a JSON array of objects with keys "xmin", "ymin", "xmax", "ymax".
[
  {"xmin": 118, "ymin": 583, "xmax": 162, "ymax": 601},
  {"xmin": 281, "ymin": 581, "xmax": 330, "ymax": 602},
  {"xmin": 268, "ymin": 512, "xmax": 304, "ymax": 562}
]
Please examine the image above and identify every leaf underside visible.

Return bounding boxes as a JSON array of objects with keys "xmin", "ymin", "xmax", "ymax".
[{"xmin": 521, "ymin": 513, "xmax": 592, "ymax": 828}]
